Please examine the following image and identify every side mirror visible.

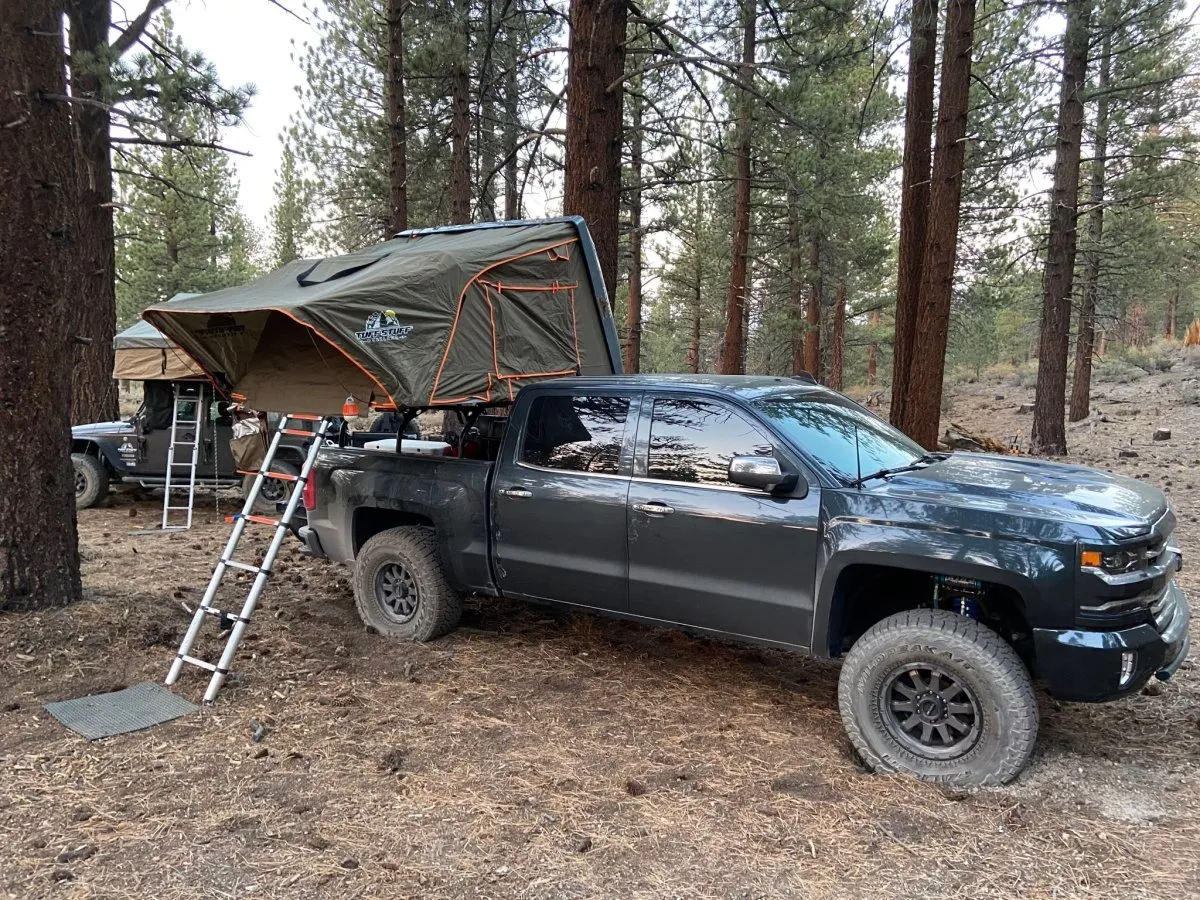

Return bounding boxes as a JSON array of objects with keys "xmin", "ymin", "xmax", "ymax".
[{"xmin": 728, "ymin": 456, "xmax": 799, "ymax": 493}]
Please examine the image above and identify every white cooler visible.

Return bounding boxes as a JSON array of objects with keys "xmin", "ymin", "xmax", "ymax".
[{"xmin": 362, "ymin": 438, "xmax": 452, "ymax": 456}]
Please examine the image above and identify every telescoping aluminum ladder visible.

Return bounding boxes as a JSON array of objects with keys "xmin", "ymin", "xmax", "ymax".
[
  {"xmin": 166, "ymin": 413, "xmax": 329, "ymax": 703},
  {"xmin": 161, "ymin": 382, "xmax": 206, "ymax": 530}
]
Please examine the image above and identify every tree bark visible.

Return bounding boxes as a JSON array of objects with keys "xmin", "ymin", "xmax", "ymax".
[
  {"xmin": 503, "ymin": 40, "xmax": 520, "ymax": 220},
  {"xmin": 889, "ymin": 0, "xmax": 938, "ymax": 429},
  {"xmin": 1032, "ymin": 0, "xmax": 1091, "ymax": 456},
  {"xmin": 1, "ymin": 0, "xmax": 84, "ymax": 611},
  {"xmin": 828, "ymin": 283, "xmax": 846, "ymax": 390},
  {"xmin": 1070, "ymin": 27, "xmax": 1111, "ymax": 423},
  {"xmin": 897, "ymin": 0, "xmax": 976, "ymax": 450},
  {"xmin": 719, "ymin": 0, "xmax": 755, "ymax": 375},
  {"xmin": 387, "ymin": 0, "xmax": 408, "ymax": 233},
  {"xmin": 804, "ymin": 234, "xmax": 822, "ymax": 380},
  {"xmin": 449, "ymin": 0, "xmax": 472, "ymax": 224},
  {"xmin": 563, "ymin": 0, "xmax": 627, "ymax": 304},
  {"xmin": 787, "ymin": 199, "xmax": 805, "ymax": 375},
  {"xmin": 1165, "ymin": 288, "xmax": 1178, "ymax": 339},
  {"xmin": 625, "ymin": 92, "xmax": 643, "ymax": 373},
  {"xmin": 687, "ymin": 308, "xmax": 701, "ymax": 373},
  {"xmin": 867, "ymin": 307, "xmax": 881, "ymax": 386},
  {"xmin": 67, "ymin": 0, "xmax": 118, "ymax": 426}
]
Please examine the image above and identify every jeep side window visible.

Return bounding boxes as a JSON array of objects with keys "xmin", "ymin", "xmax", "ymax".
[
  {"xmin": 647, "ymin": 398, "xmax": 774, "ymax": 486},
  {"xmin": 521, "ymin": 395, "xmax": 630, "ymax": 475}
]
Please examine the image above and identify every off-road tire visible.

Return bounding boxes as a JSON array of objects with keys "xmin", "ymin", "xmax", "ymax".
[
  {"xmin": 244, "ymin": 460, "xmax": 300, "ymax": 514},
  {"xmin": 838, "ymin": 609, "xmax": 1038, "ymax": 786},
  {"xmin": 353, "ymin": 526, "xmax": 462, "ymax": 641},
  {"xmin": 72, "ymin": 452, "xmax": 109, "ymax": 509}
]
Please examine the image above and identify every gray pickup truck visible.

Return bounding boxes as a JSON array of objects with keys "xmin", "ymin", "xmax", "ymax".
[{"xmin": 300, "ymin": 374, "xmax": 1189, "ymax": 785}]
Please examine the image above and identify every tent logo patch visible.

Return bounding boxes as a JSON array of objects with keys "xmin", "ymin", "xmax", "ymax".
[
  {"xmin": 357, "ymin": 309, "xmax": 413, "ymax": 344},
  {"xmin": 198, "ymin": 313, "xmax": 245, "ymax": 337}
]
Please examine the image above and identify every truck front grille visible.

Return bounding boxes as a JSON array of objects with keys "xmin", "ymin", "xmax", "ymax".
[{"xmin": 1151, "ymin": 584, "xmax": 1180, "ymax": 635}]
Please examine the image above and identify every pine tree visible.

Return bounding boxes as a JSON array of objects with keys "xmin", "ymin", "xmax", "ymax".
[{"xmin": 270, "ymin": 145, "xmax": 311, "ymax": 266}]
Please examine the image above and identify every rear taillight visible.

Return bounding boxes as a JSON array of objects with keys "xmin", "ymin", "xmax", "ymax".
[{"xmin": 302, "ymin": 475, "xmax": 317, "ymax": 510}]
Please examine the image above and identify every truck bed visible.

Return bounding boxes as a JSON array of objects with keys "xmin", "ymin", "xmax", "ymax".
[{"xmin": 304, "ymin": 446, "xmax": 496, "ymax": 595}]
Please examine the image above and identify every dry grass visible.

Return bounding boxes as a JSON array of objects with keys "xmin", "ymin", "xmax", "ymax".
[{"xmin": 5, "ymin": 373, "xmax": 1200, "ymax": 898}]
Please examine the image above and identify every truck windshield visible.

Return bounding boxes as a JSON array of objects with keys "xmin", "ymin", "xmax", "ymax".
[{"xmin": 753, "ymin": 394, "xmax": 925, "ymax": 484}]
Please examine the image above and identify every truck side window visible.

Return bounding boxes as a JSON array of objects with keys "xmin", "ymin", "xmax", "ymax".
[
  {"xmin": 521, "ymin": 395, "xmax": 630, "ymax": 475},
  {"xmin": 648, "ymin": 399, "xmax": 774, "ymax": 486}
]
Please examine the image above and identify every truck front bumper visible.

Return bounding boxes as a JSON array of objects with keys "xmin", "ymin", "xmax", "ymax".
[{"xmin": 1032, "ymin": 580, "xmax": 1189, "ymax": 702}]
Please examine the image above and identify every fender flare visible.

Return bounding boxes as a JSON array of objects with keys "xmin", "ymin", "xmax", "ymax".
[{"xmin": 71, "ymin": 438, "xmax": 127, "ymax": 475}]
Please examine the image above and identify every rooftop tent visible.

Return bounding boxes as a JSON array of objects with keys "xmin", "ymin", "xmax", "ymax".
[
  {"xmin": 141, "ymin": 218, "xmax": 624, "ymax": 415},
  {"xmin": 113, "ymin": 294, "xmax": 206, "ymax": 380}
]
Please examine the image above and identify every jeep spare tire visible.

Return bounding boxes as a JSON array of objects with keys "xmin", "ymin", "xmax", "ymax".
[
  {"xmin": 244, "ymin": 459, "xmax": 300, "ymax": 514},
  {"xmin": 72, "ymin": 452, "xmax": 109, "ymax": 509},
  {"xmin": 838, "ymin": 609, "xmax": 1038, "ymax": 786},
  {"xmin": 353, "ymin": 526, "xmax": 462, "ymax": 641}
]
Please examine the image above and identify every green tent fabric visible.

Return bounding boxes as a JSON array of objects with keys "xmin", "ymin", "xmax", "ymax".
[{"xmin": 142, "ymin": 218, "xmax": 623, "ymax": 414}]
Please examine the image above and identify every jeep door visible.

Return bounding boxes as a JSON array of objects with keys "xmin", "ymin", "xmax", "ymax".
[{"xmin": 626, "ymin": 395, "xmax": 820, "ymax": 648}]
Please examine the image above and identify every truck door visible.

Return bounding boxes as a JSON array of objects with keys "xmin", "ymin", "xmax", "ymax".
[
  {"xmin": 626, "ymin": 395, "xmax": 820, "ymax": 648},
  {"xmin": 492, "ymin": 391, "xmax": 637, "ymax": 612}
]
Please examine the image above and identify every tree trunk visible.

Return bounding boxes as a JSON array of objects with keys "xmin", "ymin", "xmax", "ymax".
[
  {"xmin": 1, "ymin": 0, "xmax": 84, "ymax": 611},
  {"xmin": 687, "ymin": 308, "xmax": 701, "ymax": 373},
  {"xmin": 719, "ymin": 0, "xmax": 755, "ymax": 375},
  {"xmin": 503, "ymin": 44, "xmax": 520, "ymax": 220},
  {"xmin": 449, "ymin": 0, "xmax": 472, "ymax": 224},
  {"xmin": 889, "ymin": 0, "xmax": 939, "ymax": 429},
  {"xmin": 867, "ymin": 308, "xmax": 881, "ymax": 386},
  {"xmin": 66, "ymin": 0, "xmax": 118, "ymax": 426},
  {"xmin": 625, "ymin": 94, "xmax": 643, "ymax": 373},
  {"xmin": 828, "ymin": 283, "xmax": 846, "ymax": 390},
  {"xmin": 897, "ymin": 0, "xmax": 976, "ymax": 450},
  {"xmin": 387, "ymin": 0, "xmax": 408, "ymax": 233},
  {"xmin": 563, "ymin": 0, "xmax": 627, "ymax": 303},
  {"xmin": 1165, "ymin": 288, "xmax": 1178, "ymax": 339},
  {"xmin": 1032, "ymin": 0, "xmax": 1091, "ymax": 456},
  {"xmin": 804, "ymin": 235, "xmax": 822, "ymax": 380},
  {"xmin": 787, "ymin": 199, "xmax": 805, "ymax": 375},
  {"xmin": 1070, "ymin": 28, "xmax": 1111, "ymax": 423}
]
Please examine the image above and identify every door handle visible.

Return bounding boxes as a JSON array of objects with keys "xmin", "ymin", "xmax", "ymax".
[
  {"xmin": 500, "ymin": 487, "xmax": 532, "ymax": 499},
  {"xmin": 634, "ymin": 501, "xmax": 674, "ymax": 516}
]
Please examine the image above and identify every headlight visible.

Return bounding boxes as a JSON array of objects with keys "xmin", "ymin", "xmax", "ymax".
[{"xmin": 1081, "ymin": 547, "xmax": 1144, "ymax": 574}]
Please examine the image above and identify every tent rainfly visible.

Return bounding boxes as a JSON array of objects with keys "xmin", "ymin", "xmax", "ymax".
[
  {"xmin": 113, "ymin": 293, "xmax": 206, "ymax": 381},
  {"xmin": 142, "ymin": 218, "xmax": 624, "ymax": 415}
]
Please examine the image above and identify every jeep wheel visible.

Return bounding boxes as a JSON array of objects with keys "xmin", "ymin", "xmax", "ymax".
[
  {"xmin": 353, "ymin": 527, "xmax": 462, "ymax": 641},
  {"xmin": 243, "ymin": 460, "xmax": 299, "ymax": 514},
  {"xmin": 72, "ymin": 453, "xmax": 109, "ymax": 509},
  {"xmin": 838, "ymin": 609, "xmax": 1038, "ymax": 786}
]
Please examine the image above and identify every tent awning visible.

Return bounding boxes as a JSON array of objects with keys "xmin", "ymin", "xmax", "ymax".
[
  {"xmin": 113, "ymin": 293, "xmax": 205, "ymax": 380},
  {"xmin": 142, "ymin": 218, "xmax": 623, "ymax": 414}
]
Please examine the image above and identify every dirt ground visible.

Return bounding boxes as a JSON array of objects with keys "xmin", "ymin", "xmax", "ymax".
[{"xmin": 5, "ymin": 366, "xmax": 1200, "ymax": 899}]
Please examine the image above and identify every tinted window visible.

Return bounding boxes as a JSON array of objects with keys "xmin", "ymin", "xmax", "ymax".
[
  {"xmin": 522, "ymin": 395, "xmax": 630, "ymax": 474},
  {"xmin": 753, "ymin": 394, "xmax": 922, "ymax": 482},
  {"xmin": 647, "ymin": 399, "xmax": 774, "ymax": 485}
]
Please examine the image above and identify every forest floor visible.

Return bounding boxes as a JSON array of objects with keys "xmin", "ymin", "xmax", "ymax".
[{"xmin": 5, "ymin": 363, "xmax": 1200, "ymax": 899}]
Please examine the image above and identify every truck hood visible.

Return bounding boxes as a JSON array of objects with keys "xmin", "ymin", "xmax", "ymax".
[
  {"xmin": 72, "ymin": 420, "xmax": 133, "ymax": 438},
  {"xmin": 869, "ymin": 453, "xmax": 1167, "ymax": 539}
]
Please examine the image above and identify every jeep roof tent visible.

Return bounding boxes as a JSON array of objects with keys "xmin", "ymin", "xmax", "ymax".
[
  {"xmin": 113, "ymin": 293, "xmax": 206, "ymax": 381},
  {"xmin": 142, "ymin": 218, "xmax": 624, "ymax": 415}
]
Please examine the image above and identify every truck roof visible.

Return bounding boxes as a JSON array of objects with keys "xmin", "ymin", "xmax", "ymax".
[{"xmin": 536, "ymin": 372, "xmax": 832, "ymax": 401}]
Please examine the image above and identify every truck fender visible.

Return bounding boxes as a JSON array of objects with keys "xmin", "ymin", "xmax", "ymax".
[{"xmin": 813, "ymin": 518, "xmax": 1068, "ymax": 656}]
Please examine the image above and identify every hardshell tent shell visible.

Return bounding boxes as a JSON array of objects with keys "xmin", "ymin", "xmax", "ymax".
[
  {"xmin": 142, "ymin": 218, "xmax": 623, "ymax": 415},
  {"xmin": 113, "ymin": 294, "xmax": 206, "ymax": 380}
]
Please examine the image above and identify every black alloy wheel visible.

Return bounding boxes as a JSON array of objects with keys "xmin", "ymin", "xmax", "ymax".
[{"xmin": 880, "ymin": 663, "xmax": 981, "ymax": 760}]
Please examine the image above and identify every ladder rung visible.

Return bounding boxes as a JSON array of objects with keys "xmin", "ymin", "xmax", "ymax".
[
  {"xmin": 199, "ymin": 606, "xmax": 249, "ymax": 624},
  {"xmin": 281, "ymin": 428, "xmax": 312, "ymax": 437},
  {"xmin": 237, "ymin": 469, "xmax": 299, "ymax": 482},
  {"xmin": 223, "ymin": 559, "xmax": 262, "ymax": 574},
  {"xmin": 288, "ymin": 413, "xmax": 323, "ymax": 421},
  {"xmin": 178, "ymin": 654, "xmax": 220, "ymax": 673},
  {"xmin": 165, "ymin": 506, "xmax": 192, "ymax": 510},
  {"xmin": 226, "ymin": 513, "xmax": 279, "ymax": 526}
]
